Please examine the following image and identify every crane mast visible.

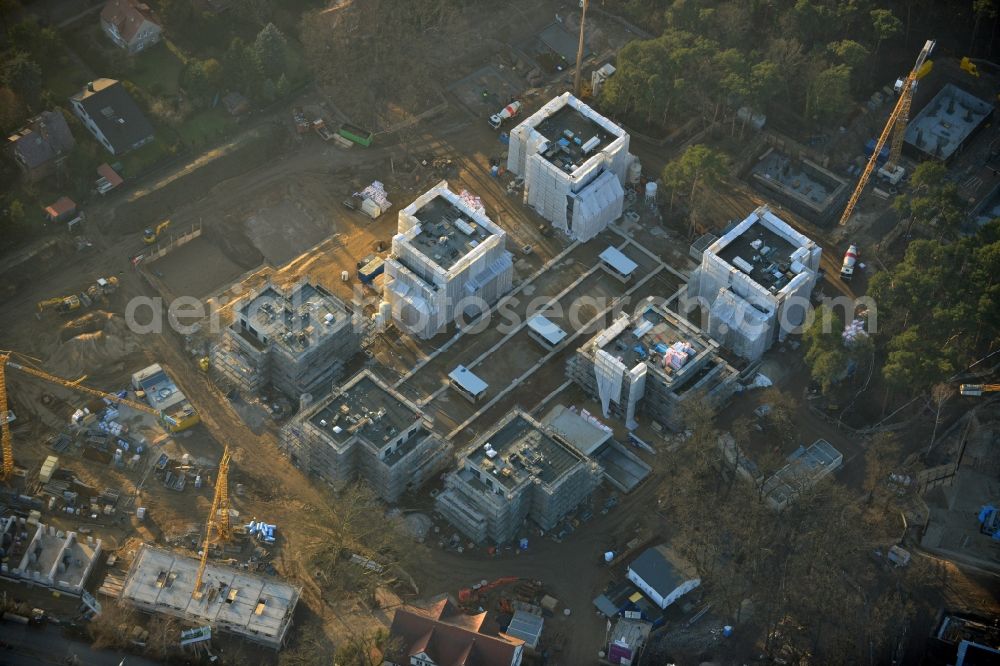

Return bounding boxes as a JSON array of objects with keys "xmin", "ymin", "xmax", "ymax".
[
  {"xmin": 839, "ymin": 39, "xmax": 935, "ymax": 227},
  {"xmin": 193, "ymin": 445, "xmax": 232, "ymax": 600},
  {"xmin": 1, "ymin": 352, "xmax": 164, "ymax": 482}
]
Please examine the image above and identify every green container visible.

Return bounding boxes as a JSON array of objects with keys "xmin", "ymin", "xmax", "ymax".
[{"xmin": 338, "ymin": 123, "xmax": 373, "ymax": 147}]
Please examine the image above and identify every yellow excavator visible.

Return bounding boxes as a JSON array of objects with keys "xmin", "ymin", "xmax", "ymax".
[
  {"xmin": 143, "ymin": 220, "xmax": 170, "ymax": 245},
  {"xmin": 36, "ymin": 295, "xmax": 86, "ymax": 316}
]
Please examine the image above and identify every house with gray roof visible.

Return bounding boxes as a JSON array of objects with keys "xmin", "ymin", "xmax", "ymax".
[
  {"xmin": 69, "ymin": 79, "xmax": 154, "ymax": 155},
  {"xmin": 626, "ymin": 544, "xmax": 700, "ymax": 610},
  {"xmin": 5, "ymin": 110, "xmax": 75, "ymax": 183}
]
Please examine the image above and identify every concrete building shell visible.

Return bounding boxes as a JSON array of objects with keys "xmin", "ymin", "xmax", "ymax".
[
  {"xmin": 0, "ymin": 517, "xmax": 101, "ymax": 595},
  {"xmin": 567, "ymin": 297, "xmax": 739, "ymax": 431},
  {"xmin": 384, "ymin": 181, "xmax": 513, "ymax": 339},
  {"xmin": 507, "ymin": 93, "xmax": 632, "ymax": 242},
  {"xmin": 119, "ymin": 545, "xmax": 299, "ymax": 649},
  {"xmin": 280, "ymin": 370, "xmax": 452, "ymax": 503},
  {"xmin": 212, "ymin": 279, "xmax": 362, "ymax": 400},
  {"xmin": 435, "ymin": 410, "xmax": 602, "ymax": 544},
  {"xmin": 691, "ymin": 206, "xmax": 821, "ymax": 361}
]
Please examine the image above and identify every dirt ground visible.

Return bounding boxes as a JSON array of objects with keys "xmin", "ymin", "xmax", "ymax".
[{"xmin": 3, "ymin": 4, "xmax": 999, "ymax": 663}]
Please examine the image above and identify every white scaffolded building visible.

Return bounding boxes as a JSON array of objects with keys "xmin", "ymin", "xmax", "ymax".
[
  {"xmin": 383, "ymin": 181, "xmax": 513, "ymax": 339},
  {"xmin": 507, "ymin": 93, "xmax": 632, "ymax": 242},
  {"xmin": 692, "ymin": 207, "xmax": 821, "ymax": 361}
]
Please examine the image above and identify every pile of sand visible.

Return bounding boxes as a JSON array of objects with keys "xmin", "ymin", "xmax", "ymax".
[{"xmin": 46, "ymin": 313, "xmax": 143, "ymax": 378}]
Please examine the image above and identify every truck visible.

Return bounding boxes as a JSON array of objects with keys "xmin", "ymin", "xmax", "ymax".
[
  {"xmin": 840, "ymin": 245, "xmax": 859, "ymax": 280},
  {"xmin": 312, "ymin": 118, "xmax": 336, "ymax": 141},
  {"xmin": 489, "ymin": 101, "xmax": 522, "ymax": 129},
  {"xmin": 338, "ymin": 123, "xmax": 373, "ymax": 147}
]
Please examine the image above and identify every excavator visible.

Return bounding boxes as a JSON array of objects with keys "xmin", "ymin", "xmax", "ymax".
[
  {"xmin": 143, "ymin": 220, "xmax": 170, "ymax": 245},
  {"xmin": 36, "ymin": 277, "xmax": 119, "ymax": 317},
  {"xmin": 0, "ymin": 351, "xmax": 180, "ymax": 481},
  {"xmin": 36, "ymin": 294, "xmax": 87, "ymax": 316}
]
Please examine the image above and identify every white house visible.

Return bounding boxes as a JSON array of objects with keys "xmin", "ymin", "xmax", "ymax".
[{"xmin": 626, "ymin": 545, "xmax": 700, "ymax": 610}]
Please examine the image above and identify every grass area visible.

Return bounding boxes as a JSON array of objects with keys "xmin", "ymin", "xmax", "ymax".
[
  {"xmin": 173, "ymin": 107, "xmax": 234, "ymax": 148},
  {"xmin": 129, "ymin": 41, "xmax": 186, "ymax": 97},
  {"xmin": 119, "ymin": 137, "xmax": 174, "ymax": 178}
]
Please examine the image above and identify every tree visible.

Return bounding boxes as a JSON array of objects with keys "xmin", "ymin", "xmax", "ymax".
[
  {"xmin": 253, "ymin": 22, "xmax": 287, "ymax": 79},
  {"xmin": 805, "ymin": 63, "xmax": 852, "ymax": 123},
  {"xmin": 2, "ymin": 52, "xmax": 42, "ymax": 108},
  {"xmin": 157, "ymin": 0, "xmax": 193, "ymax": 29},
  {"xmin": 660, "ymin": 144, "xmax": 729, "ymax": 235},
  {"xmin": 893, "ymin": 161, "xmax": 967, "ymax": 238},
  {"xmin": 863, "ymin": 432, "xmax": 901, "ymax": 505},
  {"xmin": 870, "ymin": 8, "xmax": 902, "ymax": 55},
  {"xmin": 971, "ymin": 0, "xmax": 997, "ymax": 52},
  {"xmin": 0, "ymin": 86, "xmax": 25, "ymax": 133},
  {"xmin": 223, "ymin": 38, "xmax": 256, "ymax": 95},
  {"xmin": 827, "ymin": 39, "xmax": 870, "ymax": 70},
  {"xmin": 0, "ymin": 0, "xmax": 20, "ymax": 30},
  {"xmin": 8, "ymin": 19, "xmax": 62, "ymax": 65}
]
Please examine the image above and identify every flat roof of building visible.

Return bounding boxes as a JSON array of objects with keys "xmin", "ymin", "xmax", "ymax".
[
  {"xmin": 449, "ymin": 365, "xmax": 488, "ymax": 397},
  {"xmin": 132, "ymin": 363, "xmax": 189, "ymax": 413},
  {"xmin": 709, "ymin": 207, "xmax": 815, "ymax": 292},
  {"xmin": 408, "ymin": 193, "xmax": 498, "ymax": 272},
  {"xmin": 593, "ymin": 304, "xmax": 716, "ymax": 386},
  {"xmin": 599, "ymin": 246, "xmax": 638, "ymax": 277},
  {"xmin": 905, "ymin": 84, "xmax": 993, "ymax": 161},
  {"xmin": 120, "ymin": 545, "xmax": 299, "ymax": 647},
  {"xmin": 540, "ymin": 405, "xmax": 610, "ymax": 456},
  {"xmin": 307, "ymin": 371, "xmax": 422, "ymax": 452},
  {"xmin": 527, "ymin": 314, "xmax": 568, "ymax": 346},
  {"xmin": 536, "ymin": 103, "xmax": 617, "ymax": 172},
  {"xmin": 764, "ymin": 439, "xmax": 843, "ymax": 507},
  {"xmin": 469, "ymin": 413, "xmax": 588, "ymax": 489},
  {"xmin": 235, "ymin": 281, "xmax": 352, "ymax": 358}
]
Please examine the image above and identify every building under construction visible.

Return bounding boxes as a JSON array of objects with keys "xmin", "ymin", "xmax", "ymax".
[
  {"xmin": 904, "ymin": 83, "xmax": 993, "ymax": 162},
  {"xmin": 119, "ymin": 545, "xmax": 300, "ymax": 649},
  {"xmin": 435, "ymin": 410, "xmax": 602, "ymax": 544},
  {"xmin": 383, "ymin": 181, "xmax": 513, "ymax": 339},
  {"xmin": 691, "ymin": 206, "xmax": 821, "ymax": 361},
  {"xmin": 0, "ymin": 516, "xmax": 102, "ymax": 595},
  {"xmin": 567, "ymin": 296, "xmax": 739, "ymax": 431},
  {"xmin": 211, "ymin": 279, "xmax": 362, "ymax": 400},
  {"xmin": 507, "ymin": 93, "xmax": 632, "ymax": 242},
  {"xmin": 280, "ymin": 370, "xmax": 452, "ymax": 502}
]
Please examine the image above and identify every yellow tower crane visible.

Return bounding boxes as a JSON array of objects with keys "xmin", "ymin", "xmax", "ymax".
[
  {"xmin": 839, "ymin": 39, "xmax": 935, "ymax": 227},
  {"xmin": 0, "ymin": 351, "xmax": 165, "ymax": 482},
  {"xmin": 193, "ymin": 445, "xmax": 232, "ymax": 600}
]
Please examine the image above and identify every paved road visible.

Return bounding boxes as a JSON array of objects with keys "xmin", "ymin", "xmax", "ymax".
[{"xmin": 0, "ymin": 622, "xmax": 159, "ymax": 666}]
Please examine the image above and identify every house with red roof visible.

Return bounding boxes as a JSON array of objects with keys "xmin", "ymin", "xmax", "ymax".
[
  {"xmin": 100, "ymin": 0, "xmax": 162, "ymax": 54},
  {"xmin": 386, "ymin": 596, "xmax": 525, "ymax": 666}
]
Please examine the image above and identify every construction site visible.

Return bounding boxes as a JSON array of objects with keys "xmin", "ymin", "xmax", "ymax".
[{"xmin": 0, "ymin": 1, "xmax": 998, "ymax": 664}]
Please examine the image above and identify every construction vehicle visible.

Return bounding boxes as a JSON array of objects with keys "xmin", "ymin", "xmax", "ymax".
[
  {"xmin": 85, "ymin": 276, "xmax": 119, "ymax": 302},
  {"xmin": 839, "ymin": 40, "xmax": 935, "ymax": 226},
  {"xmin": 36, "ymin": 293, "xmax": 89, "ymax": 316},
  {"xmin": 0, "ymin": 351, "xmax": 188, "ymax": 481},
  {"xmin": 458, "ymin": 576, "xmax": 520, "ymax": 604},
  {"xmin": 143, "ymin": 220, "xmax": 170, "ymax": 245},
  {"xmin": 961, "ymin": 56, "xmax": 981, "ymax": 78},
  {"xmin": 840, "ymin": 245, "xmax": 859, "ymax": 280},
  {"xmin": 193, "ymin": 446, "xmax": 232, "ymax": 600},
  {"xmin": 489, "ymin": 101, "xmax": 522, "ymax": 129},
  {"xmin": 959, "ymin": 384, "xmax": 1000, "ymax": 397},
  {"xmin": 293, "ymin": 108, "xmax": 310, "ymax": 134},
  {"xmin": 312, "ymin": 118, "xmax": 336, "ymax": 141},
  {"xmin": 198, "ymin": 357, "xmax": 210, "ymax": 373}
]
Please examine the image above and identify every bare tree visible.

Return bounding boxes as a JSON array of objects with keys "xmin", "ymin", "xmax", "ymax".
[{"xmin": 926, "ymin": 383, "xmax": 952, "ymax": 455}]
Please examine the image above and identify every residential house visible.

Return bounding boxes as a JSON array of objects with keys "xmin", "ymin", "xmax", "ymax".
[
  {"xmin": 626, "ymin": 544, "xmax": 701, "ymax": 610},
  {"xmin": 386, "ymin": 596, "xmax": 525, "ymax": 666},
  {"xmin": 69, "ymin": 79, "xmax": 154, "ymax": 156},
  {"xmin": 100, "ymin": 0, "xmax": 162, "ymax": 54},
  {"xmin": 5, "ymin": 110, "xmax": 75, "ymax": 183}
]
